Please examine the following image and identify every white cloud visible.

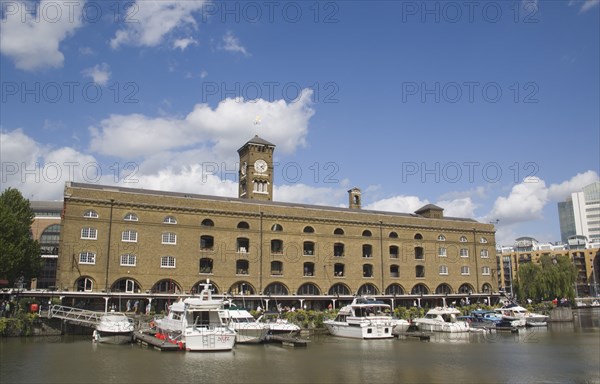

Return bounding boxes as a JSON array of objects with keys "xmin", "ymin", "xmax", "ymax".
[
  {"xmin": 0, "ymin": 0, "xmax": 83, "ymax": 71},
  {"xmin": 487, "ymin": 177, "xmax": 549, "ymax": 224},
  {"xmin": 365, "ymin": 195, "xmax": 429, "ymax": 213},
  {"xmin": 89, "ymin": 90, "xmax": 315, "ymax": 160},
  {"xmin": 547, "ymin": 170, "xmax": 599, "ymax": 201},
  {"xmin": 436, "ymin": 197, "xmax": 477, "ymax": 218},
  {"xmin": 568, "ymin": 0, "xmax": 600, "ymax": 12},
  {"xmin": 81, "ymin": 63, "xmax": 111, "ymax": 86},
  {"xmin": 580, "ymin": 0, "xmax": 600, "ymax": 12},
  {"xmin": 110, "ymin": 1, "xmax": 206, "ymax": 49},
  {"xmin": 219, "ymin": 31, "xmax": 249, "ymax": 56},
  {"xmin": 173, "ymin": 37, "xmax": 198, "ymax": 51}
]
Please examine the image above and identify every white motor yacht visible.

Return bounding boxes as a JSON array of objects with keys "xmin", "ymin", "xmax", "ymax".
[
  {"xmin": 154, "ymin": 281, "xmax": 236, "ymax": 351},
  {"xmin": 256, "ymin": 312, "xmax": 301, "ymax": 335},
  {"xmin": 324, "ymin": 297, "xmax": 409, "ymax": 339},
  {"xmin": 495, "ymin": 303, "xmax": 548, "ymax": 327},
  {"xmin": 220, "ymin": 301, "xmax": 269, "ymax": 343},
  {"xmin": 413, "ymin": 307, "xmax": 470, "ymax": 333},
  {"xmin": 93, "ymin": 312, "xmax": 134, "ymax": 344}
]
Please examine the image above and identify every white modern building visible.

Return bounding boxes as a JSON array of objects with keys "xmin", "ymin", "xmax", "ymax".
[{"xmin": 558, "ymin": 182, "xmax": 600, "ymax": 243}]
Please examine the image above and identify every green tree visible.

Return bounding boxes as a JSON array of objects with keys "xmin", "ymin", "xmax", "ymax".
[
  {"xmin": 0, "ymin": 188, "xmax": 42, "ymax": 287},
  {"xmin": 515, "ymin": 255, "xmax": 577, "ymax": 302}
]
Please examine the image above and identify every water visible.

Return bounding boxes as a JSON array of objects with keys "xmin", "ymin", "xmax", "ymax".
[{"xmin": 2, "ymin": 310, "xmax": 599, "ymax": 384}]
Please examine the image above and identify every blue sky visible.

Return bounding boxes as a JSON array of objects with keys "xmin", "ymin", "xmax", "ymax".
[{"xmin": 1, "ymin": 0, "xmax": 599, "ymax": 245}]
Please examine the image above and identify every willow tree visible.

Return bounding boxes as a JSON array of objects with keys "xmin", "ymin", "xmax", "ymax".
[
  {"xmin": 515, "ymin": 255, "xmax": 577, "ymax": 302},
  {"xmin": 0, "ymin": 188, "xmax": 42, "ymax": 287}
]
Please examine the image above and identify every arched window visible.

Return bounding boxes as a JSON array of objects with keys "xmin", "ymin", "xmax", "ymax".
[
  {"xmin": 459, "ymin": 235, "xmax": 468, "ymax": 242},
  {"xmin": 357, "ymin": 283, "xmax": 378, "ymax": 295},
  {"xmin": 435, "ymin": 284, "xmax": 452, "ymax": 295},
  {"xmin": 389, "ymin": 231, "xmax": 399, "ymax": 238},
  {"xmin": 83, "ymin": 210, "xmax": 98, "ymax": 218},
  {"xmin": 40, "ymin": 224, "xmax": 60, "ymax": 256},
  {"xmin": 75, "ymin": 277, "xmax": 94, "ymax": 292},
  {"xmin": 362, "ymin": 230, "xmax": 372, "ymax": 237},
  {"xmin": 271, "ymin": 223, "xmax": 283, "ymax": 232},
  {"xmin": 482, "ymin": 283, "xmax": 492, "ymax": 293},
  {"xmin": 458, "ymin": 283, "xmax": 474, "ymax": 294},
  {"xmin": 297, "ymin": 283, "xmax": 320, "ymax": 295},
  {"xmin": 112, "ymin": 278, "xmax": 140, "ymax": 294},
  {"xmin": 328, "ymin": 283, "xmax": 350, "ymax": 295},
  {"xmin": 152, "ymin": 279, "xmax": 181, "ymax": 294},
  {"xmin": 124, "ymin": 213, "xmax": 138, "ymax": 221},
  {"xmin": 411, "ymin": 284, "xmax": 429, "ymax": 295},
  {"xmin": 438, "ymin": 234, "xmax": 446, "ymax": 241},
  {"xmin": 334, "ymin": 228, "xmax": 344, "ymax": 235},
  {"xmin": 303, "ymin": 226, "xmax": 315, "ymax": 233},
  {"xmin": 163, "ymin": 216, "xmax": 177, "ymax": 224},
  {"xmin": 414, "ymin": 233, "xmax": 423, "ymax": 240},
  {"xmin": 264, "ymin": 282, "xmax": 288, "ymax": 295},
  {"xmin": 201, "ymin": 218, "xmax": 214, "ymax": 227},
  {"xmin": 480, "ymin": 237, "xmax": 488, "ymax": 243},
  {"xmin": 385, "ymin": 284, "xmax": 404, "ymax": 295},
  {"xmin": 237, "ymin": 221, "xmax": 250, "ymax": 229}
]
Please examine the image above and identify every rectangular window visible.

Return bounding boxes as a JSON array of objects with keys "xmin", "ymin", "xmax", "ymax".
[
  {"xmin": 122, "ymin": 230, "xmax": 137, "ymax": 242},
  {"xmin": 81, "ymin": 227, "xmax": 97, "ymax": 240},
  {"xmin": 120, "ymin": 254, "xmax": 137, "ymax": 266},
  {"xmin": 460, "ymin": 248, "xmax": 469, "ymax": 257},
  {"xmin": 161, "ymin": 256, "xmax": 176, "ymax": 268},
  {"xmin": 162, "ymin": 233, "xmax": 176, "ymax": 244},
  {"xmin": 439, "ymin": 265, "xmax": 448, "ymax": 275},
  {"xmin": 438, "ymin": 247, "xmax": 447, "ymax": 257},
  {"xmin": 461, "ymin": 266, "xmax": 470, "ymax": 275},
  {"xmin": 480, "ymin": 249, "xmax": 489, "ymax": 258},
  {"xmin": 79, "ymin": 252, "xmax": 96, "ymax": 264},
  {"xmin": 482, "ymin": 266, "xmax": 491, "ymax": 275}
]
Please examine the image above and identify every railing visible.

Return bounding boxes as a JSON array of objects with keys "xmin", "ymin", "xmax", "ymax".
[{"xmin": 48, "ymin": 305, "xmax": 104, "ymax": 327}]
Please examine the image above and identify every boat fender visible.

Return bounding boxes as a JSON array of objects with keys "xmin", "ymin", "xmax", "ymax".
[{"xmin": 178, "ymin": 341, "xmax": 184, "ymax": 350}]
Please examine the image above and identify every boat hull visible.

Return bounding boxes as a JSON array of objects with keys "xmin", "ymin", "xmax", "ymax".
[
  {"xmin": 94, "ymin": 331, "xmax": 133, "ymax": 344},
  {"xmin": 232, "ymin": 325, "xmax": 269, "ymax": 343},
  {"xmin": 414, "ymin": 320, "xmax": 470, "ymax": 333},
  {"xmin": 183, "ymin": 328, "xmax": 236, "ymax": 351},
  {"xmin": 324, "ymin": 321, "xmax": 395, "ymax": 339}
]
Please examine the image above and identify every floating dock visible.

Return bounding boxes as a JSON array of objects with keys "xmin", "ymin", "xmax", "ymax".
[
  {"xmin": 396, "ymin": 332, "xmax": 431, "ymax": 341},
  {"xmin": 265, "ymin": 334, "xmax": 310, "ymax": 347},
  {"xmin": 133, "ymin": 331, "xmax": 182, "ymax": 351}
]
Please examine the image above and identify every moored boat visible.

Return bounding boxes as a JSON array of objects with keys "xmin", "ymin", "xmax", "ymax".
[
  {"xmin": 154, "ymin": 281, "xmax": 236, "ymax": 351},
  {"xmin": 494, "ymin": 303, "xmax": 548, "ymax": 327},
  {"xmin": 93, "ymin": 312, "xmax": 134, "ymax": 344},
  {"xmin": 220, "ymin": 301, "xmax": 269, "ymax": 343},
  {"xmin": 324, "ymin": 297, "xmax": 408, "ymax": 339},
  {"xmin": 256, "ymin": 311, "xmax": 301, "ymax": 336},
  {"xmin": 413, "ymin": 307, "xmax": 470, "ymax": 333}
]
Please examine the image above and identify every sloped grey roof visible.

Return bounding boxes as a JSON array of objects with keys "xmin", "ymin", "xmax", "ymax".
[{"xmin": 414, "ymin": 204, "xmax": 444, "ymax": 214}]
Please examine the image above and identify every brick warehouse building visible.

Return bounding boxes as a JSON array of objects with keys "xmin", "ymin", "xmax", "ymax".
[{"xmin": 56, "ymin": 136, "xmax": 498, "ymax": 310}]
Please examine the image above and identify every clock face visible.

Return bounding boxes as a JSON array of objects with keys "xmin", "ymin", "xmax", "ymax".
[
  {"xmin": 241, "ymin": 161, "xmax": 247, "ymax": 176},
  {"xmin": 254, "ymin": 159, "xmax": 268, "ymax": 173}
]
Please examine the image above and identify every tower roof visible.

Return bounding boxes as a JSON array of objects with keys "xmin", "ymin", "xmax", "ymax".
[{"xmin": 238, "ymin": 135, "xmax": 275, "ymax": 153}]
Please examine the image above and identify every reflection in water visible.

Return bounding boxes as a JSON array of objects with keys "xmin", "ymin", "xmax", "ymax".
[{"xmin": 1, "ymin": 309, "xmax": 599, "ymax": 384}]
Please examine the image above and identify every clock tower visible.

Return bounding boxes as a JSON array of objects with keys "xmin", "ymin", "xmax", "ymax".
[{"xmin": 238, "ymin": 135, "xmax": 276, "ymax": 201}]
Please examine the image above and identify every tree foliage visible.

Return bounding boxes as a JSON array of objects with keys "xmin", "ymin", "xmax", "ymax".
[
  {"xmin": 515, "ymin": 255, "xmax": 577, "ymax": 302},
  {"xmin": 0, "ymin": 188, "xmax": 41, "ymax": 287}
]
